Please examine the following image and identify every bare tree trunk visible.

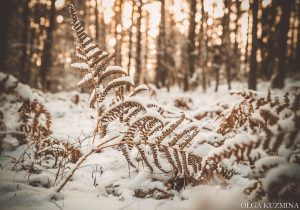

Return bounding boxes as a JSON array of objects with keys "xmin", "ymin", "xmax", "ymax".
[
  {"xmin": 244, "ymin": 8, "xmax": 251, "ymax": 78},
  {"xmin": 94, "ymin": 0, "xmax": 99, "ymax": 42},
  {"xmin": 271, "ymin": 0, "xmax": 292, "ymax": 88},
  {"xmin": 199, "ymin": 0, "xmax": 207, "ymax": 92},
  {"xmin": 0, "ymin": 1, "xmax": 12, "ymax": 72},
  {"xmin": 142, "ymin": 11, "xmax": 150, "ymax": 83},
  {"xmin": 184, "ymin": 0, "xmax": 197, "ymax": 91},
  {"xmin": 27, "ymin": 4, "xmax": 39, "ymax": 86},
  {"xmin": 114, "ymin": 0, "xmax": 123, "ymax": 66},
  {"xmin": 222, "ymin": 0, "xmax": 232, "ymax": 90},
  {"xmin": 234, "ymin": 0, "xmax": 241, "ymax": 80},
  {"xmin": 248, "ymin": 0, "xmax": 258, "ymax": 90},
  {"xmin": 39, "ymin": 0, "xmax": 55, "ymax": 88},
  {"xmin": 156, "ymin": 0, "xmax": 166, "ymax": 87},
  {"xmin": 20, "ymin": 0, "xmax": 30, "ymax": 83},
  {"xmin": 234, "ymin": 0, "xmax": 241, "ymax": 54},
  {"xmin": 215, "ymin": 66, "xmax": 220, "ymax": 92},
  {"xmin": 127, "ymin": 1, "xmax": 135, "ymax": 76},
  {"xmin": 99, "ymin": 7, "xmax": 106, "ymax": 50},
  {"xmin": 134, "ymin": 0, "xmax": 142, "ymax": 85},
  {"xmin": 294, "ymin": 2, "xmax": 300, "ymax": 73}
]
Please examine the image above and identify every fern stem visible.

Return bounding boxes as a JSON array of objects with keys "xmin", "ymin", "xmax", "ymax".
[{"xmin": 55, "ymin": 149, "xmax": 94, "ymax": 193}]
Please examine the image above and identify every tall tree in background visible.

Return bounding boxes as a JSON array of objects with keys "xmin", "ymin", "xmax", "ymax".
[
  {"xmin": 20, "ymin": 0, "xmax": 30, "ymax": 83},
  {"xmin": 156, "ymin": 0, "xmax": 166, "ymax": 88},
  {"xmin": 0, "ymin": 1, "xmax": 12, "ymax": 72},
  {"xmin": 127, "ymin": 1, "xmax": 135, "ymax": 75},
  {"xmin": 198, "ymin": 0, "xmax": 208, "ymax": 92},
  {"xmin": 248, "ymin": 0, "xmax": 258, "ymax": 90},
  {"xmin": 294, "ymin": 2, "xmax": 300, "ymax": 73},
  {"xmin": 134, "ymin": 0, "xmax": 142, "ymax": 85},
  {"xmin": 184, "ymin": 0, "xmax": 197, "ymax": 91},
  {"xmin": 221, "ymin": 0, "xmax": 232, "ymax": 90},
  {"xmin": 259, "ymin": 1, "xmax": 278, "ymax": 80},
  {"xmin": 39, "ymin": 0, "xmax": 56, "ymax": 88},
  {"xmin": 94, "ymin": 0, "xmax": 99, "ymax": 42},
  {"xmin": 272, "ymin": 0, "xmax": 292, "ymax": 89},
  {"xmin": 114, "ymin": 0, "xmax": 123, "ymax": 66},
  {"xmin": 99, "ymin": 2, "xmax": 106, "ymax": 50}
]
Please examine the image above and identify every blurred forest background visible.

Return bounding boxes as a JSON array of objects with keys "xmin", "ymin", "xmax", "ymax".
[{"xmin": 0, "ymin": 0, "xmax": 299, "ymax": 92}]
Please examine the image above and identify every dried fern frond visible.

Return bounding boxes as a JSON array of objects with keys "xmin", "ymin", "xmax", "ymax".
[
  {"xmin": 18, "ymin": 99, "xmax": 52, "ymax": 139},
  {"xmin": 98, "ymin": 77, "xmax": 134, "ymax": 104},
  {"xmin": 252, "ymin": 156, "xmax": 287, "ymax": 178},
  {"xmin": 98, "ymin": 66, "xmax": 127, "ymax": 83},
  {"xmin": 130, "ymin": 84, "xmax": 150, "ymax": 97},
  {"xmin": 244, "ymin": 180, "xmax": 265, "ymax": 202},
  {"xmin": 168, "ymin": 125, "xmax": 199, "ymax": 148},
  {"xmin": 155, "ymin": 112, "xmax": 185, "ymax": 144},
  {"xmin": 99, "ymin": 99, "xmax": 147, "ymax": 125},
  {"xmin": 71, "ymin": 62, "xmax": 90, "ymax": 73}
]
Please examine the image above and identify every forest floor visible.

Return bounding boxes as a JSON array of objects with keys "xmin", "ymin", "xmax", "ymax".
[{"xmin": 0, "ymin": 74, "xmax": 300, "ymax": 210}]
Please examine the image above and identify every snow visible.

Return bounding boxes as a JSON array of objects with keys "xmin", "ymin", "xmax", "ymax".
[
  {"xmin": 107, "ymin": 76, "xmax": 134, "ymax": 87},
  {"xmin": 104, "ymin": 65, "xmax": 127, "ymax": 74},
  {"xmin": 77, "ymin": 73, "xmax": 94, "ymax": 87},
  {"xmin": 1, "ymin": 76, "xmax": 299, "ymax": 210},
  {"xmin": 71, "ymin": 62, "xmax": 89, "ymax": 70},
  {"xmin": 263, "ymin": 164, "xmax": 300, "ymax": 192}
]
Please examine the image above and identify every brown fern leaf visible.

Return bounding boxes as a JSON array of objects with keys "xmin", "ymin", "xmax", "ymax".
[
  {"xmin": 148, "ymin": 124, "xmax": 164, "ymax": 137},
  {"xmin": 160, "ymin": 145, "xmax": 178, "ymax": 175},
  {"xmin": 98, "ymin": 66, "xmax": 127, "ymax": 83},
  {"xmin": 172, "ymin": 148, "xmax": 183, "ymax": 175},
  {"xmin": 136, "ymin": 144, "xmax": 154, "ymax": 172},
  {"xmin": 94, "ymin": 53, "xmax": 116, "ymax": 72},
  {"xmin": 180, "ymin": 150, "xmax": 190, "ymax": 177},
  {"xmin": 150, "ymin": 144, "xmax": 169, "ymax": 173},
  {"xmin": 244, "ymin": 180, "xmax": 265, "ymax": 202},
  {"xmin": 98, "ymin": 77, "xmax": 134, "ymax": 104},
  {"xmin": 123, "ymin": 108, "xmax": 144, "ymax": 123},
  {"xmin": 123, "ymin": 115, "xmax": 164, "ymax": 144},
  {"xmin": 130, "ymin": 84, "xmax": 150, "ymax": 97},
  {"xmin": 188, "ymin": 153, "xmax": 198, "ymax": 173},
  {"xmin": 119, "ymin": 144, "xmax": 136, "ymax": 168},
  {"xmin": 147, "ymin": 104, "xmax": 164, "ymax": 115},
  {"xmin": 77, "ymin": 73, "xmax": 96, "ymax": 87},
  {"xmin": 71, "ymin": 63, "xmax": 90, "ymax": 74},
  {"xmin": 156, "ymin": 112, "xmax": 185, "ymax": 144},
  {"xmin": 69, "ymin": 4, "xmax": 112, "ymax": 70},
  {"xmin": 168, "ymin": 125, "xmax": 198, "ymax": 147},
  {"xmin": 73, "ymin": 46, "xmax": 88, "ymax": 65},
  {"xmin": 179, "ymin": 129, "xmax": 200, "ymax": 149},
  {"xmin": 99, "ymin": 100, "xmax": 146, "ymax": 125}
]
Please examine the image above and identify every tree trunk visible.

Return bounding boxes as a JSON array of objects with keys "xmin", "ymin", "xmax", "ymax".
[
  {"xmin": 114, "ymin": 0, "xmax": 123, "ymax": 66},
  {"xmin": 184, "ymin": 0, "xmax": 197, "ymax": 91},
  {"xmin": 20, "ymin": 0, "xmax": 30, "ymax": 83},
  {"xmin": 215, "ymin": 67, "xmax": 220, "ymax": 92},
  {"xmin": 99, "ymin": 6, "xmax": 106, "ymax": 50},
  {"xmin": 222, "ymin": 0, "xmax": 231, "ymax": 90},
  {"xmin": 127, "ymin": 1, "xmax": 135, "ymax": 76},
  {"xmin": 156, "ymin": 0, "xmax": 166, "ymax": 88},
  {"xmin": 294, "ymin": 2, "xmax": 300, "ymax": 73},
  {"xmin": 271, "ymin": 0, "xmax": 292, "ymax": 88},
  {"xmin": 39, "ymin": 0, "xmax": 55, "ymax": 88},
  {"xmin": 134, "ymin": 0, "xmax": 142, "ymax": 85},
  {"xmin": 94, "ymin": 0, "xmax": 99, "ymax": 42},
  {"xmin": 248, "ymin": 0, "xmax": 258, "ymax": 90},
  {"xmin": 199, "ymin": 0, "xmax": 207, "ymax": 92},
  {"xmin": 0, "ymin": 1, "xmax": 12, "ymax": 72}
]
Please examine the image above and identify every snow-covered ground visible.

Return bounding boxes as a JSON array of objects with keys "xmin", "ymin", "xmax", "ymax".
[{"xmin": 1, "ymin": 73, "xmax": 299, "ymax": 210}]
